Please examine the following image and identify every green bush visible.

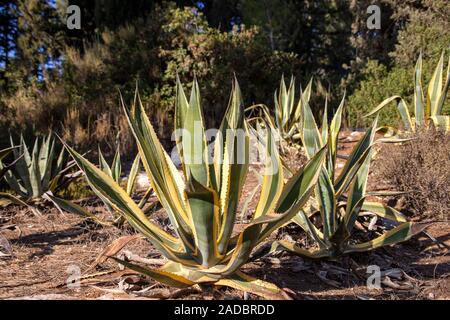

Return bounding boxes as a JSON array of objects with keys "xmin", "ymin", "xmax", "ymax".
[{"xmin": 347, "ymin": 60, "xmax": 411, "ymax": 128}]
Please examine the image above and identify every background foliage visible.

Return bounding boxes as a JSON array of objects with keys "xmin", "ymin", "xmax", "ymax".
[{"xmin": 0, "ymin": 0, "xmax": 448, "ymax": 154}]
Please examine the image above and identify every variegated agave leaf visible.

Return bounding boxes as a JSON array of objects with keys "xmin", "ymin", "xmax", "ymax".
[{"xmin": 49, "ymin": 147, "xmax": 152, "ymax": 227}]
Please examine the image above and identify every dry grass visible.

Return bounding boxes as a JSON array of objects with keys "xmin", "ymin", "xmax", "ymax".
[
  {"xmin": 373, "ymin": 129, "xmax": 450, "ymax": 221},
  {"xmin": 281, "ymin": 143, "xmax": 308, "ymax": 173},
  {"xmin": 1, "ymin": 201, "xmax": 449, "ymax": 300}
]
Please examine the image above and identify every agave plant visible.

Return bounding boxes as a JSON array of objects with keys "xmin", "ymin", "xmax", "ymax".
[
  {"xmin": 273, "ymin": 76, "xmax": 314, "ymax": 144},
  {"xmin": 271, "ymin": 95, "xmax": 430, "ymax": 259},
  {"xmin": 366, "ymin": 52, "xmax": 449, "ymax": 132},
  {"xmin": 246, "ymin": 75, "xmax": 312, "ymax": 146},
  {"xmin": 0, "ymin": 134, "xmax": 77, "ymax": 203},
  {"xmin": 59, "ymin": 77, "xmax": 327, "ymax": 299},
  {"xmin": 48, "ymin": 147, "xmax": 156, "ymax": 227},
  {"xmin": 0, "ymin": 147, "xmax": 16, "ymax": 180},
  {"xmin": 0, "ymin": 147, "xmax": 28, "ymax": 206},
  {"xmin": 273, "ymin": 75, "xmax": 312, "ymax": 143}
]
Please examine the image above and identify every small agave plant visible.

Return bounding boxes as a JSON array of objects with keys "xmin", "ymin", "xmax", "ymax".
[
  {"xmin": 0, "ymin": 146, "xmax": 27, "ymax": 206},
  {"xmin": 271, "ymin": 94, "xmax": 431, "ymax": 258},
  {"xmin": 0, "ymin": 147, "xmax": 16, "ymax": 180},
  {"xmin": 246, "ymin": 75, "xmax": 312, "ymax": 147},
  {"xmin": 48, "ymin": 147, "xmax": 156, "ymax": 227},
  {"xmin": 60, "ymin": 77, "xmax": 327, "ymax": 299},
  {"xmin": 273, "ymin": 75, "xmax": 312, "ymax": 143},
  {"xmin": 366, "ymin": 52, "xmax": 449, "ymax": 132},
  {"xmin": 0, "ymin": 134, "xmax": 77, "ymax": 204}
]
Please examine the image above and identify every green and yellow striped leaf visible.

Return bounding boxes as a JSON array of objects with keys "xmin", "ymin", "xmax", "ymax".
[
  {"xmin": 427, "ymin": 52, "xmax": 444, "ymax": 117},
  {"xmin": 343, "ymin": 222, "xmax": 431, "ymax": 253}
]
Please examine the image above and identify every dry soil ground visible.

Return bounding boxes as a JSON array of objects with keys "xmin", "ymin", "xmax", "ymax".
[{"xmin": 0, "ymin": 131, "xmax": 448, "ymax": 300}]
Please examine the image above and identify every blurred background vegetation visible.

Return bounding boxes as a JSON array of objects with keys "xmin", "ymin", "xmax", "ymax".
[{"xmin": 0, "ymin": 0, "xmax": 448, "ymax": 156}]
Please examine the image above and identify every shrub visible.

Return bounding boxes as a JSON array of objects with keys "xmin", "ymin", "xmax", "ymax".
[
  {"xmin": 373, "ymin": 130, "xmax": 450, "ymax": 221},
  {"xmin": 1, "ymin": 3, "xmax": 301, "ymax": 155}
]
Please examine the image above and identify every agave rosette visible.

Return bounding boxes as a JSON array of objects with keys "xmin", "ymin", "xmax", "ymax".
[
  {"xmin": 0, "ymin": 147, "xmax": 16, "ymax": 180},
  {"xmin": 0, "ymin": 134, "xmax": 77, "ymax": 204},
  {"xmin": 274, "ymin": 75, "xmax": 313, "ymax": 144},
  {"xmin": 59, "ymin": 77, "xmax": 327, "ymax": 299},
  {"xmin": 0, "ymin": 146, "xmax": 29, "ymax": 206},
  {"xmin": 246, "ymin": 75, "xmax": 313, "ymax": 147},
  {"xmin": 272, "ymin": 94, "xmax": 430, "ymax": 258}
]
